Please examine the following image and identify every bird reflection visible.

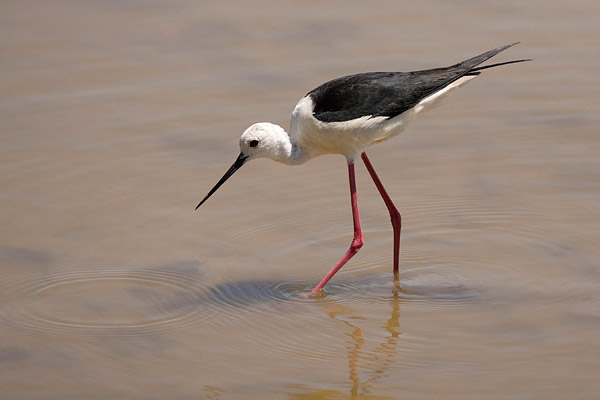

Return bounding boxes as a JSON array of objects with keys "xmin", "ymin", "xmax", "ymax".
[{"xmin": 287, "ymin": 280, "xmax": 402, "ymax": 399}]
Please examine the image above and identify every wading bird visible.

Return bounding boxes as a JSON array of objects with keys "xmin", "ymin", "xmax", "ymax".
[{"xmin": 196, "ymin": 43, "xmax": 529, "ymax": 294}]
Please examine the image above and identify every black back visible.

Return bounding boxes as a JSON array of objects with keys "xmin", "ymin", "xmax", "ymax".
[{"xmin": 307, "ymin": 43, "xmax": 524, "ymax": 123}]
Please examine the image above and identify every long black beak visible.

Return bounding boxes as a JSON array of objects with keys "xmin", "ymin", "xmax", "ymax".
[{"xmin": 195, "ymin": 153, "xmax": 248, "ymax": 210}]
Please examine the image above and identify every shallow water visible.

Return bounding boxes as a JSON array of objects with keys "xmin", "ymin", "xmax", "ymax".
[{"xmin": 1, "ymin": 1, "xmax": 600, "ymax": 399}]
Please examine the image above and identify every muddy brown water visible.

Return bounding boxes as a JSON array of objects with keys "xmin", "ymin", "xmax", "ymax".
[{"xmin": 1, "ymin": 1, "xmax": 599, "ymax": 399}]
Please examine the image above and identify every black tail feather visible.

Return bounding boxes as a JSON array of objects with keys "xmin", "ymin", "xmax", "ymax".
[{"xmin": 451, "ymin": 42, "xmax": 521, "ymax": 72}]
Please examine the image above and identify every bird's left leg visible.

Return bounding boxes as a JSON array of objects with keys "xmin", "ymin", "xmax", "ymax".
[
  {"xmin": 361, "ymin": 152, "xmax": 401, "ymax": 277},
  {"xmin": 310, "ymin": 161, "xmax": 363, "ymax": 294}
]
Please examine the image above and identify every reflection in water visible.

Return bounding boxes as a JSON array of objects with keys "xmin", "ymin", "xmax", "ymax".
[
  {"xmin": 288, "ymin": 281, "xmax": 401, "ymax": 399},
  {"xmin": 203, "ymin": 385, "xmax": 224, "ymax": 400}
]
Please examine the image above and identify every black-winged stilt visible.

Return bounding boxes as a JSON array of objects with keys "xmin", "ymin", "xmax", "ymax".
[{"xmin": 196, "ymin": 43, "xmax": 529, "ymax": 294}]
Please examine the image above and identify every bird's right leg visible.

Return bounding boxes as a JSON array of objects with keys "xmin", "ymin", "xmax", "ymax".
[
  {"xmin": 361, "ymin": 152, "xmax": 401, "ymax": 277},
  {"xmin": 310, "ymin": 161, "xmax": 364, "ymax": 294}
]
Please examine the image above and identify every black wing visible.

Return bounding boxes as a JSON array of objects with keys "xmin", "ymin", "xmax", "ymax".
[{"xmin": 308, "ymin": 43, "xmax": 527, "ymax": 123}]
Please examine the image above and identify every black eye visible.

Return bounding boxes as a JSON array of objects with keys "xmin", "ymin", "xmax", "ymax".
[{"xmin": 249, "ymin": 139, "xmax": 259, "ymax": 148}]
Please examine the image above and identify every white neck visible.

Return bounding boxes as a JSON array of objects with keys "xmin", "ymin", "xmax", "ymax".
[{"xmin": 276, "ymin": 132, "xmax": 311, "ymax": 166}]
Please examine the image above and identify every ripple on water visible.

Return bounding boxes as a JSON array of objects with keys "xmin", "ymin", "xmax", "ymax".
[
  {"xmin": 24, "ymin": 275, "xmax": 196, "ymax": 328},
  {"xmin": 2, "ymin": 250, "xmax": 487, "ymax": 345},
  {"xmin": 195, "ymin": 268, "xmax": 479, "ymax": 362},
  {"xmin": 0, "ymin": 255, "xmax": 497, "ymax": 373},
  {"xmin": 3, "ymin": 266, "xmax": 217, "ymax": 337},
  {"xmin": 203, "ymin": 267, "xmax": 480, "ymax": 311}
]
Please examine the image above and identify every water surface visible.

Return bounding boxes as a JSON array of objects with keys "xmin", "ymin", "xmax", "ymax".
[{"xmin": 1, "ymin": 1, "xmax": 599, "ymax": 399}]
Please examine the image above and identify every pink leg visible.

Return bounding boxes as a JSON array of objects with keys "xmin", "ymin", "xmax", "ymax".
[
  {"xmin": 311, "ymin": 161, "xmax": 364, "ymax": 294},
  {"xmin": 361, "ymin": 152, "xmax": 401, "ymax": 277}
]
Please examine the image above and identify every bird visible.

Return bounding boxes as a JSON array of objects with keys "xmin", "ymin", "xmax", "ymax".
[{"xmin": 196, "ymin": 42, "xmax": 529, "ymax": 295}]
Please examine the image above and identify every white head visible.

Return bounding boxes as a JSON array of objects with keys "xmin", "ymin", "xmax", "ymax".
[
  {"xmin": 195, "ymin": 122, "xmax": 292, "ymax": 209},
  {"xmin": 239, "ymin": 122, "xmax": 292, "ymax": 163}
]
